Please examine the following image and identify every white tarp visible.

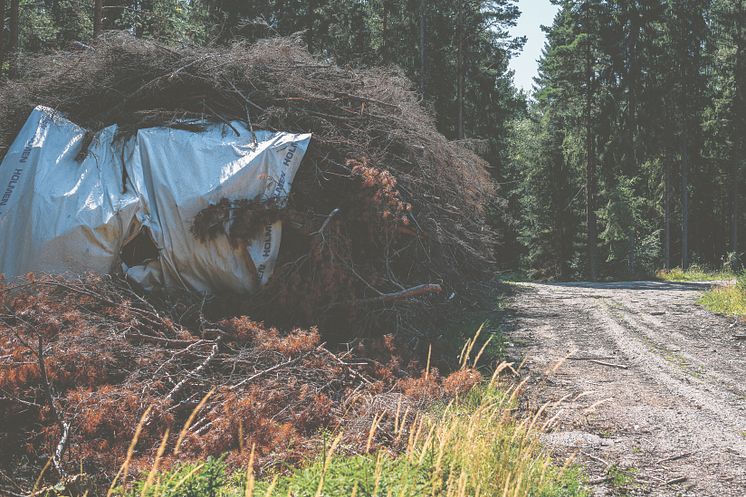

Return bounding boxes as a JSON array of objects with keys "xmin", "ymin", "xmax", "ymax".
[{"xmin": 0, "ymin": 106, "xmax": 311, "ymax": 294}]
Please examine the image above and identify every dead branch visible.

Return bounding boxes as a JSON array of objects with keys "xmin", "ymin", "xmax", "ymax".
[
  {"xmin": 572, "ymin": 358, "xmax": 629, "ymax": 370},
  {"xmin": 36, "ymin": 336, "xmax": 69, "ymax": 478},
  {"xmin": 353, "ymin": 284, "xmax": 443, "ymax": 306},
  {"xmin": 166, "ymin": 338, "xmax": 220, "ymax": 402},
  {"xmin": 656, "ymin": 452, "xmax": 694, "ymax": 465},
  {"xmin": 229, "ymin": 350, "xmax": 313, "ymax": 391},
  {"xmin": 126, "ymin": 332, "xmax": 200, "ymax": 348},
  {"xmin": 319, "ymin": 347, "xmax": 374, "ymax": 385},
  {"xmin": 312, "ymin": 208, "xmax": 341, "ymax": 237}
]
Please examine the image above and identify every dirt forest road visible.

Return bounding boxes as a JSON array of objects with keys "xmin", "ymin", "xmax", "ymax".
[{"xmin": 505, "ymin": 281, "xmax": 746, "ymax": 497}]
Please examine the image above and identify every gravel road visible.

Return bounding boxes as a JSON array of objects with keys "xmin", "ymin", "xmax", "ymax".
[{"xmin": 506, "ymin": 280, "xmax": 746, "ymax": 497}]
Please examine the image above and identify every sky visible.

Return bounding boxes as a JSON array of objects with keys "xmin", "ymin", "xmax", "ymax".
[{"xmin": 509, "ymin": 0, "xmax": 560, "ymax": 93}]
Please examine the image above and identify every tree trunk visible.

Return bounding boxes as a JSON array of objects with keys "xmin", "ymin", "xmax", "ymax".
[
  {"xmin": 585, "ymin": 35, "xmax": 598, "ymax": 280},
  {"xmin": 456, "ymin": 0, "xmax": 465, "ymax": 139},
  {"xmin": 730, "ymin": 157, "xmax": 740, "ymax": 254},
  {"xmin": 664, "ymin": 152, "xmax": 672, "ymax": 270},
  {"xmin": 681, "ymin": 131, "xmax": 689, "ymax": 270},
  {"xmin": 381, "ymin": 0, "xmax": 389, "ymax": 62},
  {"xmin": 93, "ymin": 0, "xmax": 103, "ymax": 38},
  {"xmin": 419, "ymin": 0, "xmax": 426, "ymax": 96},
  {"xmin": 0, "ymin": 0, "xmax": 6, "ymax": 78},
  {"xmin": 306, "ymin": 0, "xmax": 315, "ymax": 53},
  {"xmin": 732, "ymin": 0, "xmax": 744, "ymax": 254},
  {"xmin": 8, "ymin": 0, "xmax": 18, "ymax": 79},
  {"xmin": 623, "ymin": 2, "xmax": 640, "ymax": 177}
]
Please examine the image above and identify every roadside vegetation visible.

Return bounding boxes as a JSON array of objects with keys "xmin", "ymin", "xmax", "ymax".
[
  {"xmin": 699, "ymin": 274, "xmax": 746, "ymax": 317},
  {"xmin": 112, "ymin": 383, "xmax": 588, "ymax": 497},
  {"xmin": 656, "ymin": 265, "xmax": 737, "ymax": 282}
]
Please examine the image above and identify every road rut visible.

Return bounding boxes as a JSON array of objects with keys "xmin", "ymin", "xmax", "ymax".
[{"xmin": 506, "ymin": 281, "xmax": 746, "ymax": 496}]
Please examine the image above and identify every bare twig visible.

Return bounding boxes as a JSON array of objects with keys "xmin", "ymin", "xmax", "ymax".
[
  {"xmin": 166, "ymin": 338, "xmax": 220, "ymax": 402},
  {"xmin": 572, "ymin": 358, "xmax": 629, "ymax": 370},
  {"xmin": 229, "ymin": 351, "xmax": 312, "ymax": 391},
  {"xmin": 318, "ymin": 347, "xmax": 374, "ymax": 385},
  {"xmin": 581, "ymin": 451, "xmax": 610, "ymax": 468},
  {"xmin": 36, "ymin": 336, "xmax": 69, "ymax": 478},
  {"xmin": 656, "ymin": 452, "xmax": 694, "ymax": 465},
  {"xmin": 126, "ymin": 332, "xmax": 200, "ymax": 348},
  {"xmin": 312, "ymin": 208, "xmax": 341, "ymax": 237}
]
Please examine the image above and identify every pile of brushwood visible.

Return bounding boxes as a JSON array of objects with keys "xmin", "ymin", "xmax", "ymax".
[
  {"xmin": 0, "ymin": 33, "xmax": 497, "ymax": 340},
  {"xmin": 0, "ymin": 274, "xmax": 483, "ymax": 494},
  {"xmin": 0, "ymin": 33, "xmax": 498, "ymax": 494}
]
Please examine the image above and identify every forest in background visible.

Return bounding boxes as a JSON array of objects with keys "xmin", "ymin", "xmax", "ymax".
[{"xmin": 0, "ymin": 0, "xmax": 743, "ymax": 281}]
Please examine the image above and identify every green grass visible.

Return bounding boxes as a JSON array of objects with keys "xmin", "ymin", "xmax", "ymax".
[
  {"xmin": 441, "ymin": 285, "xmax": 510, "ymax": 364},
  {"xmin": 114, "ymin": 384, "xmax": 590, "ymax": 497},
  {"xmin": 656, "ymin": 265, "xmax": 736, "ymax": 282},
  {"xmin": 605, "ymin": 465, "xmax": 637, "ymax": 496},
  {"xmin": 505, "ymin": 266, "xmax": 736, "ymax": 284},
  {"xmin": 699, "ymin": 274, "xmax": 746, "ymax": 317}
]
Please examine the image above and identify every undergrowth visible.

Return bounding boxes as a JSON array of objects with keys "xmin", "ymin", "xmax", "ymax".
[
  {"xmin": 699, "ymin": 274, "xmax": 746, "ymax": 317},
  {"xmin": 109, "ymin": 382, "xmax": 589, "ymax": 497},
  {"xmin": 656, "ymin": 265, "xmax": 736, "ymax": 282}
]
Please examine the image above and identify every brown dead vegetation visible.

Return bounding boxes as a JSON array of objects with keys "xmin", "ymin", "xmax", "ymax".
[{"xmin": 0, "ymin": 274, "xmax": 482, "ymax": 493}]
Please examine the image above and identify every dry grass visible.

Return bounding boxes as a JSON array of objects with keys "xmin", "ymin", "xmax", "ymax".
[{"xmin": 56, "ymin": 371, "xmax": 589, "ymax": 497}]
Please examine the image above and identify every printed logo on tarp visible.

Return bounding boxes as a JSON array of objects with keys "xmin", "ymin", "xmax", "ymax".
[
  {"xmin": 273, "ymin": 143, "xmax": 298, "ymax": 199},
  {"xmin": 0, "ymin": 169, "xmax": 23, "ymax": 215},
  {"xmin": 256, "ymin": 223, "xmax": 274, "ymax": 282},
  {"xmin": 0, "ymin": 113, "xmax": 52, "ymax": 216}
]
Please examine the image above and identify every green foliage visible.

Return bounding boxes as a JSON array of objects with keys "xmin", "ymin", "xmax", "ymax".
[
  {"xmin": 599, "ymin": 176, "xmax": 660, "ymax": 277},
  {"xmin": 506, "ymin": 0, "xmax": 746, "ymax": 280},
  {"xmin": 699, "ymin": 276, "xmax": 746, "ymax": 316},
  {"xmin": 657, "ymin": 265, "xmax": 736, "ymax": 282},
  {"xmin": 510, "ymin": 112, "xmax": 579, "ymax": 279},
  {"xmin": 117, "ymin": 0, "xmax": 210, "ymax": 44},
  {"xmin": 606, "ymin": 465, "xmax": 637, "ymax": 494},
  {"xmin": 538, "ymin": 466, "xmax": 589, "ymax": 497},
  {"xmin": 251, "ymin": 454, "xmax": 431, "ymax": 497},
  {"xmin": 118, "ymin": 456, "xmax": 228, "ymax": 497},
  {"xmin": 19, "ymin": 0, "xmax": 60, "ymax": 50}
]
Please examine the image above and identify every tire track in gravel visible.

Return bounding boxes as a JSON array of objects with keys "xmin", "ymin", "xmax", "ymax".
[{"xmin": 505, "ymin": 281, "xmax": 746, "ymax": 497}]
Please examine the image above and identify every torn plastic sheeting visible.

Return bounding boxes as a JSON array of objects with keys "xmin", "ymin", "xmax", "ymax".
[
  {"xmin": 0, "ymin": 108, "xmax": 140, "ymax": 278},
  {"xmin": 0, "ymin": 106, "xmax": 311, "ymax": 294}
]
